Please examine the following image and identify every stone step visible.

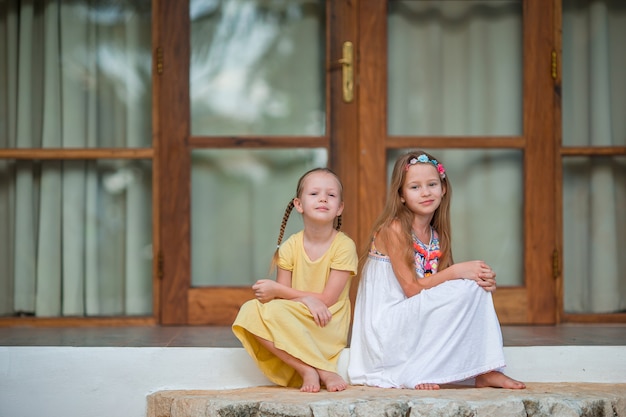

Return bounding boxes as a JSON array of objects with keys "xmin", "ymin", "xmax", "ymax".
[{"xmin": 148, "ymin": 383, "xmax": 626, "ymax": 417}]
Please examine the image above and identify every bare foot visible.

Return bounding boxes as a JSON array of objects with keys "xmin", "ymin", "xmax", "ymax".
[
  {"xmin": 475, "ymin": 371, "xmax": 526, "ymax": 389},
  {"xmin": 318, "ymin": 369, "xmax": 348, "ymax": 392},
  {"xmin": 300, "ymin": 368, "xmax": 321, "ymax": 393},
  {"xmin": 415, "ymin": 383, "xmax": 440, "ymax": 390}
]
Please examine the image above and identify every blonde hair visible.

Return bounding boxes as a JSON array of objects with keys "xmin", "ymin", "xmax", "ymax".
[
  {"xmin": 268, "ymin": 168, "xmax": 343, "ymax": 276},
  {"xmin": 365, "ymin": 150, "xmax": 453, "ymax": 276}
]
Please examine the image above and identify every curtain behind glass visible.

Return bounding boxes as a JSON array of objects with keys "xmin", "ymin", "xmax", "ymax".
[
  {"xmin": 0, "ymin": 1, "xmax": 152, "ymax": 317},
  {"xmin": 388, "ymin": 0, "xmax": 522, "ymax": 136},
  {"xmin": 562, "ymin": 0, "xmax": 626, "ymax": 313}
]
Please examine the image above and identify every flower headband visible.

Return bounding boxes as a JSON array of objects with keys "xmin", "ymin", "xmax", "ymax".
[{"xmin": 406, "ymin": 154, "xmax": 446, "ymax": 179}]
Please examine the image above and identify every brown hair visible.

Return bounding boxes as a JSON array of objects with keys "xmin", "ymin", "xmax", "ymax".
[
  {"xmin": 268, "ymin": 168, "xmax": 344, "ymax": 275},
  {"xmin": 364, "ymin": 150, "xmax": 453, "ymax": 277}
]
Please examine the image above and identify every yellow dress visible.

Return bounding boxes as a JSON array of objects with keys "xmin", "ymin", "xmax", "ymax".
[{"xmin": 232, "ymin": 230, "xmax": 358, "ymax": 388}]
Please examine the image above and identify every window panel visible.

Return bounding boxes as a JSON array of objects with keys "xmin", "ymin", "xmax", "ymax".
[
  {"xmin": 0, "ymin": 1, "xmax": 152, "ymax": 149},
  {"xmin": 191, "ymin": 148, "xmax": 327, "ymax": 286},
  {"xmin": 0, "ymin": 159, "xmax": 152, "ymax": 317},
  {"xmin": 562, "ymin": 156, "xmax": 626, "ymax": 313},
  {"xmin": 190, "ymin": 0, "xmax": 326, "ymax": 136},
  {"xmin": 388, "ymin": 0, "xmax": 523, "ymax": 136}
]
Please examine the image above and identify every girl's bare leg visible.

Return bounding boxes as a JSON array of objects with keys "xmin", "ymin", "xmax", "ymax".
[
  {"xmin": 254, "ymin": 336, "xmax": 321, "ymax": 392},
  {"xmin": 414, "ymin": 383, "xmax": 440, "ymax": 390},
  {"xmin": 475, "ymin": 371, "xmax": 526, "ymax": 389}
]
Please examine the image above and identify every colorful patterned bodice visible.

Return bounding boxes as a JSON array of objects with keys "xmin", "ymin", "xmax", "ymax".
[{"xmin": 412, "ymin": 227, "xmax": 441, "ymax": 278}]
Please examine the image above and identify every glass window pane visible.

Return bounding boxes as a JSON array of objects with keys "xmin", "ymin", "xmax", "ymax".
[
  {"xmin": 388, "ymin": 1, "xmax": 522, "ymax": 136},
  {"xmin": 191, "ymin": 148, "xmax": 327, "ymax": 286},
  {"xmin": 563, "ymin": 156, "xmax": 626, "ymax": 314},
  {"xmin": 388, "ymin": 149, "xmax": 523, "ymax": 286},
  {"xmin": 0, "ymin": 1, "xmax": 152, "ymax": 149},
  {"xmin": 562, "ymin": 0, "xmax": 626, "ymax": 147},
  {"xmin": 190, "ymin": 0, "xmax": 326, "ymax": 136},
  {"xmin": 0, "ymin": 159, "xmax": 153, "ymax": 317}
]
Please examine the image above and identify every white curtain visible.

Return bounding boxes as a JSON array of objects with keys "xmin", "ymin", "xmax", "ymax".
[
  {"xmin": 562, "ymin": 0, "xmax": 626, "ymax": 313},
  {"xmin": 0, "ymin": 1, "xmax": 152, "ymax": 317}
]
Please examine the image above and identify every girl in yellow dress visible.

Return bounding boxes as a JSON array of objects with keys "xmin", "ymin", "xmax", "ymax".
[{"xmin": 232, "ymin": 168, "xmax": 358, "ymax": 392}]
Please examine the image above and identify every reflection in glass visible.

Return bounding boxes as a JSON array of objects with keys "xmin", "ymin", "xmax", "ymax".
[
  {"xmin": 0, "ymin": 1, "xmax": 152, "ymax": 149},
  {"xmin": 388, "ymin": 1, "xmax": 522, "ymax": 136},
  {"xmin": 388, "ymin": 149, "xmax": 523, "ymax": 286},
  {"xmin": 190, "ymin": 0, "xmax": 325, "ymax": 136},
  {"xmin": 562, "ymin": 0, "xmax": 626, "ymax": 147},
  {"xmin": 191, "ymin": 148, "xmax": 327, "ymax": 287},
  {"xmin": 563, "ymin": 157, "xmax": 626, "ymax": 314},
  {"xmin": 0, "ymin": 159, "xmax": 153, "ymax": 317}
]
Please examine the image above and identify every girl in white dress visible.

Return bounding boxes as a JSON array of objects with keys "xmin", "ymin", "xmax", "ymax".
[{"xmin": 347, "ymin": 150, "xmax": 526, "ymax": 390}]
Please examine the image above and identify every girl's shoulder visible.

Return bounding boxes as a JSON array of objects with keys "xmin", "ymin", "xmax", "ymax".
[
  {"xmin": 379, "ymin": 219, "xmax": 403, "ymax": 237},
  {"xmin": 334, "ymin": 230, "xmax": 355, "ymax": 242},
  {"xmin": 373, "ymin": 219, "xmax": 405, "ymax": 253},
  {"xmin": 332, "ymin": 231, "xmax": 357, "ymax": 250},
  {"xmin": 282, "ymin": 230, "xmax": 304, "ymax": 244},
  {"xmin": 278, "ymin": 231, "xmax": 304, "ymax": 254}
]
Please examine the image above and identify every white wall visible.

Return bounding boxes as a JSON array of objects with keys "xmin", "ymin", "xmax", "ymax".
[{"xmin": 1, "ymin": 346, "xmax": 625, "ymax": 417}]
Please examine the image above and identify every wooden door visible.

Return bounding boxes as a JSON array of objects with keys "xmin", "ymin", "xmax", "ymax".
[
  {"xmin": 155, "ymin": 0, "xmax": 558, "ymax": 325},
  {"xmin": 356, "ymin": 0, "xmax": 558, "ymax": 324},
  {"xmin": 155, "ymin": 0, "xmax": 358, "ymax": 325}
]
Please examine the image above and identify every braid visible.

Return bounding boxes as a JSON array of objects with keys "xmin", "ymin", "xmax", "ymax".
[
  {"xmin": 277, "ymin": 200, "xmax": 295, "ymax": 247},
  {"xmin": 335, "ymin": 214, "xmax": 342, "ymax": 231},
  {"xmin": 268, "ymin": 199, "xmax": 295, "ymax": 277}
]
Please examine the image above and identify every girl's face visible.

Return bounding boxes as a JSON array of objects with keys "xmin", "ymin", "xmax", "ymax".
[
  {"xmin": 294, "ymin": 171, "xmax": 344, "ymax": 224},
  {"xmin": 400, "ymin": 163, "xmax": 445, "ymax": 218}
]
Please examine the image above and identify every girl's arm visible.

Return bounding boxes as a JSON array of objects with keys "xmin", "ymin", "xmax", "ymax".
[
  {"xmin": 273, "ymin": 267, "xmax": 350, "ymax": 306},
  {"xmin": 252, "ymin": 268, "xmax": 351, "ymax": 327},
  {"xmin": 378, "ymin": 222, "xmax": 495, "ymax": 298},
  {"xmin": 252, "ymin": 268, "xmax": 351, "ymax": 307}
]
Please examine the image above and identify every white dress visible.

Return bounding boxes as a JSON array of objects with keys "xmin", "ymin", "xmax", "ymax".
[{"xmin": 347, "ymin": 228, "xmax": 506, "ymax": 388}]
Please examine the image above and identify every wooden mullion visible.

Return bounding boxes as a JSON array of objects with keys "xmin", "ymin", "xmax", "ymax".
[
  {"xmin": 154, "ymin": 0, "xmax": 191, "ymax": 325},
  {"xmin": 329, "ymin": 0, "xmax": 359, "ymax": 242},
  {"xmin": 0, "ymin": 317, "xmax": 156, "ymax": 327},
  {"xmin": 387, "ymin": 136, "xmax": 525, "ymax": 149},
  {"xmin": 523, "ymin": 0, "xmax": 557, "ymax": 324},
  {"xmin": 561, "ymin": 147, "xmax": 626, "ymax": 156},
  {"xmin": 554, "ymin": 0, "xmax": 564, "ymax": 324},
  {"xmin": 188, "ymin": 287, "xmax": 254, "ymax": 325},
  {"xmin": 492, "ymin": 287, "xmax": 528, "ymax": 324},
  {"xmin": 0, "ymin": 148, "xmax": 152, "ymax": 159},
  {"xmin": 563, "ymin": 313, "xmax": 626, "ymax": 324},
  {"xmin": 358, "ymin": 0, "xmax": 387, "ymax": 248},
  {"xmin": 188, "ymin": 136, "xmax": 329, "ymax": 149}
]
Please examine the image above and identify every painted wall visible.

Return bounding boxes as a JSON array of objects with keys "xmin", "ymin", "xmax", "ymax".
[{"xmin": 1, "ymin": 346, "xmax": 625, "ymax": 417}]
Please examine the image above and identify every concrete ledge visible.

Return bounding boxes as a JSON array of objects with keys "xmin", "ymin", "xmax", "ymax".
[
  {"xmin": 2, "ymin": 346, "xmax": 625, "ymax": 417},
  {"xmin": 148, "ymin": 383, "xmax": 626, "ymax": 417}
]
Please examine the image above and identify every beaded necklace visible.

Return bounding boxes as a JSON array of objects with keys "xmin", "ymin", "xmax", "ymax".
[{"xmin": 412, "ymin": 227, "xmax": 441, "ymax": 277}]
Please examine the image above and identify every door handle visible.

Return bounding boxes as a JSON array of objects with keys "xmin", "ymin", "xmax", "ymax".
[{"xmin": 338, "ymin": 41, "xmax": 354, "ymax": 103}]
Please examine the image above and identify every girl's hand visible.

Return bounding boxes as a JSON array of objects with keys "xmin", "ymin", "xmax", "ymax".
[
  {"xmin": 475, "ymin": 277, "xmax": 497, "ymax": 292},
  {"xmin": 252, "ymin": 279, "xmax": 279, "ymax": 303},
  {"xmin": 453, "ymin": 261, "xmax": 497, "ymax": 292},
  {"xmin": 300, "ymin": 296, "xmax": 332, "ymax": 327}
]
